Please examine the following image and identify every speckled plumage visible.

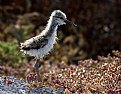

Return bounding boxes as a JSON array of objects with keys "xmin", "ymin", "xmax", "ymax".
[{"xmin": 20, "ymin": 10, "xmax": 67, "ymax": 59}]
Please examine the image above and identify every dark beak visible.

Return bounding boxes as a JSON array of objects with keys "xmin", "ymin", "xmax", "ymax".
[
  {"xmin": 53, "ymin": 16, "xmax": 79, "ymax": 28},
  {"xmin": 64, "ymin": 19, "xmax": 78, "ymax": 27}
]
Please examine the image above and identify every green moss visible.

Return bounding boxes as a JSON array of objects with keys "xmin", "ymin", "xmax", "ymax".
[{"xmin": 0, "ymin": 39, "xmax": 28, "ymax": 65}]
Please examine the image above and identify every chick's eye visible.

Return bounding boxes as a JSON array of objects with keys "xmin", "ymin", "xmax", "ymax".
[
  {"xmin": 54, "ymin": 16, "xmax": 63, "ymax": 20},
  {"xmin": 58, "ymin": 17, "xmax": 63, "ymax": 20}
]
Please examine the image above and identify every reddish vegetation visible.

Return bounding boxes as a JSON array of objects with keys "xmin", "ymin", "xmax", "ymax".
[{"xmin": 39, "ymin": 50, "xmax": 120, "ymax": 93}]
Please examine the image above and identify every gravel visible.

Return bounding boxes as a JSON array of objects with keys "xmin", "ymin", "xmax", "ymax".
[{"xmin": 0, "ymin": 76, "xmax": 64, "ymax": 94}]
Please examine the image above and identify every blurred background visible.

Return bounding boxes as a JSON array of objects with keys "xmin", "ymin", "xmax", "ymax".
[{"xmin": 0, "ymin": 0, "xmax": 121, "ymax": 78}]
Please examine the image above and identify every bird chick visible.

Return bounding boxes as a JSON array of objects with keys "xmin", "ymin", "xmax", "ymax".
[{"xmin": 20, "ymin": 10, "xmax": 77, "ymax": 82}]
